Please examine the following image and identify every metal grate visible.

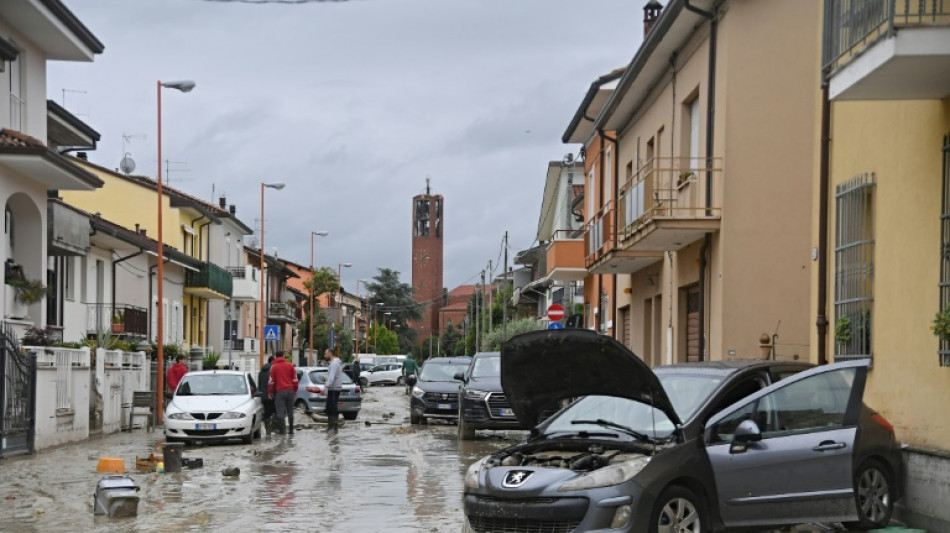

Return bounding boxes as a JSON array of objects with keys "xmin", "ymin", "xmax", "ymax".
[
  {"xmin": 468, "ymin": 516, "xmax": 580, "ymax": 533},
  {"xmin": 834, "ymin": 172, "xmax": 875, "ymax": 363}
]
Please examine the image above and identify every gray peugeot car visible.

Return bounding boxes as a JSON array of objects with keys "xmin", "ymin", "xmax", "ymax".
[{"xmin": 462, "ymin": 329, "xmax": 902, "ymax": 533}]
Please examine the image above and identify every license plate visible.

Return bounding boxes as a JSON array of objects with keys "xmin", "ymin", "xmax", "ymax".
[
  {"xmin": 438, "ymin": 403, "xmax": 454, "ymax": 410},
  {"xmin": 498, "ymin": 408, "xmax": 514, "ymax": 417},
  {"xmin": 195, "ymin": 423, "xmax": 216, "ymax": 430}
]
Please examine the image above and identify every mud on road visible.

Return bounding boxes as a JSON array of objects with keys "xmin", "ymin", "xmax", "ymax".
[{"xmin": 0, "ymin": 384, "xmax": 516, "ymax": 532}]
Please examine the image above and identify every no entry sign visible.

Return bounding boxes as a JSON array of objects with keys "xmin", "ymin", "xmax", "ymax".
[{"xmin": 547, "ymin": 303, "xmax": 565, "ymax": 322}]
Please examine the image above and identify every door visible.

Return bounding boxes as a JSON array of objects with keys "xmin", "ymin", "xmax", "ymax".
[
  {"xmin": 685, "ymin": 285, "xmax": 700, "ymax": 362},
  {"xmin": 704, "ymin": 360, "xmax": 869, "ymax": 528}
]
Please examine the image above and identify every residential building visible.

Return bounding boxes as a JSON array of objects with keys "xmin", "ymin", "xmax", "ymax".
[
  {"xmin": 581, "ymin": 0, "xmax": 821, "ymax": 365},
  {"xmin": 820, "ymin": 1, "xmax": 950, "ymax": 528},
  {"xmin": 245, "ymin": 246, "xmax": 298, "ymax": 361},
  {"xmin": 439, "ymin": 284, "xmax": 475, "ymax": 334}
]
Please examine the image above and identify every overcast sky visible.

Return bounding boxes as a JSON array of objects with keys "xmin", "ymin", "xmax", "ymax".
[{"xmin": 48, "ymin": 0, "xmax": 642, "ymax": 294}]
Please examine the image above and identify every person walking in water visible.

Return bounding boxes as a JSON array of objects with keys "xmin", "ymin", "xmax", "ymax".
[
  {"xmin": 267, "ymin": 350, "xmax": 298, "ymax": 434},
  {"xmin": 258, "ymin": 355, "xmax": 276, "ymax": 435},
  {"xmin": 324, "ymin": 349, "xmax": 343, "ymax": 432}
]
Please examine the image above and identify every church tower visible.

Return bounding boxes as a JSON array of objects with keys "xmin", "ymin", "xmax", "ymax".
[{"xmin": 411, "ymin": 179, "xmax": 444, "ymax": 344}]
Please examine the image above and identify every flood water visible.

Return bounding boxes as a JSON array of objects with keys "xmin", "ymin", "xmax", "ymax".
[{"xmin": 0, "ymin": 384, "xmax": 520, "ymax": 532}]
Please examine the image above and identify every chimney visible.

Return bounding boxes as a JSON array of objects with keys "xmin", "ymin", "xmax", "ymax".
[
  {"xmin": 139, "ymin": 228, "xmax": 147, "ymax": 236},
  {"xmin": 219, "ymin": 197, "xmax": 226, "ymax": 208},
  {"xmin": 135, "ymin": 223, "xmax": 140, "ymax": 233},
  {"xmin": 76, "ymin": 152, "xmax": 88, "ymax": 160},
  {"xmin": 229, "ymin": 204, "xmax": 236, "ymax": 215},
  {"xmin": 644, "ymin": 0, "xmax": 663, "ymax": 37}
]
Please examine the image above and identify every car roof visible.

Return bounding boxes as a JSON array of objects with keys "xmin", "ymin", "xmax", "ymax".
[
  {"xmin": 184, "ymin": 370, "xmax": 248, "ymax": 376},
  {"xmin": 471, "ymin": 351, "xmax": 500, "ymax": 359},
  {"xmin": 425, "ymin": 357, "xmax": 471, "ymax": 364},
  {"xmin": 653, "ymin": 359, "xmax": 814, "ymax": 376}
]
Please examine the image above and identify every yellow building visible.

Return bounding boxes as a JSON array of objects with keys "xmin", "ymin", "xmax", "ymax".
[
  {"xmin": 821, "ymin": 1, "xmax": 950, "ymax": 528},
  {"xmin": 60, "ymin": 157, "xmax": 233, "ymax": 349}
]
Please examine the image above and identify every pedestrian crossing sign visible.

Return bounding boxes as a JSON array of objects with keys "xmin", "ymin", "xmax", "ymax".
[{"xmin": 264, "ymin": 325, "xmax": 280, "ymax": 342}]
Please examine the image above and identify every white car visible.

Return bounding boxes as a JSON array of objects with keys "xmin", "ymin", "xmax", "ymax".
[
  {"xmin": 164, "ymin": 370, "xmax": 263, "ymax": 444},
  {"xmin": 360, "ymin": 363, "xmax": 405, "ymax": 387}
]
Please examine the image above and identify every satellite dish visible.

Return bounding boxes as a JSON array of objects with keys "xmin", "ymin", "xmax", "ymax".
[{"xmin": 119, "ymin": 152, "xmax": 136, "ymax": 174}]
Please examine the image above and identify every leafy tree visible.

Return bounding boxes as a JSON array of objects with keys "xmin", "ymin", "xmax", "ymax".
[
  {"xmin": 417, "ymin": 336, "xmax": 442, "ymax": 361},
  {"xmin": 365, "ymin": 322, "xmax": 399, "ymax": 355},
  {"xmin": 440, "ymin": 323, "xmax": 462, "ymax": 356},
  {"xmin": 481, "ymin": 317, "xmax": 543, "ymax": 351},
  {"xmin": 362, "ymin": 267, "xmax": 424, "ymax": 349}
]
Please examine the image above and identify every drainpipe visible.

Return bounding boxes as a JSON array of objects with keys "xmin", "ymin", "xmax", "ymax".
[
  {"xmin": 817, "ymin": 83, "xmax": 831, "ymax": 365},
  {"xmin": 600, "ymin": 128, "xmax": 620, "ymax": 339},
  {"xmin": 685, "ymin": 0, "xmax": 717, "ymax": 360}
]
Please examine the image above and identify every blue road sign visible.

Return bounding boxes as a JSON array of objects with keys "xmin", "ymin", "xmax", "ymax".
[
  {"xmin": 547, "ymin": 322, "xmax": 565, "ymax": 330},
  {"xmin": 264, "ymin": 325, "xmax": 280, "ymax": 342}
]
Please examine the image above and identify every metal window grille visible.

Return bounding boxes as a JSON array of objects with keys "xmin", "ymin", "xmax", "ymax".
[
  {"xmin": 834, "ymin": 172, "xmax": 875, "ymax": 362},
  {"xmin": 939, "ymin": 135, "xmax": 950, "ymax": 366}
]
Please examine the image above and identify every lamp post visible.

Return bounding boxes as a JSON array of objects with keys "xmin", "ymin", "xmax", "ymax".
[
  {"xmin": 259, "ymin": 182, "xmax": 285, "ymax": 368},
  {"xmin": 337, "ymin": 262, "xmax": 351, "ymax": 357},
  {"xmin": 308, "ymin": 231, "xmax": 329, "ymax": 365},
  {"xmin": 155, "ymin": 79, "xmax": 194, "ymax": 423}
]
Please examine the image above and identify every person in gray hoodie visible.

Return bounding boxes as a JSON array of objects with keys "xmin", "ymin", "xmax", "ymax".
[{"xmin": 324, "ymin": 349, "xmax": 343, "ymax": 432}]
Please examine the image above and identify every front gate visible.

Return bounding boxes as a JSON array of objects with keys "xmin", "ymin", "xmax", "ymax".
[{"xmin": 0, "ymin": 323, "xmax": 36, "ymax": 457}]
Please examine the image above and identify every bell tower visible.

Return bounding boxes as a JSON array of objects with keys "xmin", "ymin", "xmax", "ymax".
[{"xmin": 411, "ymin": 179, "xmax": 444, "ymax": 345}]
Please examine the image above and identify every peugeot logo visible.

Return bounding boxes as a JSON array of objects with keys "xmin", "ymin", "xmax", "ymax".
[
  {"xmin": 503, "ymin": 470, "xmax": 533, "ymax": 488},
  {"xmin": 441, "ymin": 394, "xmax": 448, "ymax": 400}
]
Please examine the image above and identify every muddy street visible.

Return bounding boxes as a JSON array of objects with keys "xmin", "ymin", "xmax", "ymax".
[{"xmin": 0, "ymin": 384, "xmax": 518, "ymax": 532}]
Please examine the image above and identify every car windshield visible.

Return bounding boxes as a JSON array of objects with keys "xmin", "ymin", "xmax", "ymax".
[
  {"xmin": 177, "ymin": 374, "xmax": 247, "ymax": 396},
  {"xmin": 470, "ymin": 356, "xmax": 500, "ymax": 379},
  {"xmin": 656, "ymin": 372, "xmax": 726, "ymax": 420},
  {"xmin": 308, "ymin": 370, "xmax": 354, "ymax": 385},
  {"xmin": 419, "ymin": 362, "xmax": 469, "ymax": 381},
  {"xmin": 545, "ymin": 395, "xmax": 676, "ymax": 439}
]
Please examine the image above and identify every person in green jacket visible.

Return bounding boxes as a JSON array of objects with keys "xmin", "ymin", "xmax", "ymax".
[{"xmin": 401, "ymin": 356, "xmax": 419, "ymax": 395}]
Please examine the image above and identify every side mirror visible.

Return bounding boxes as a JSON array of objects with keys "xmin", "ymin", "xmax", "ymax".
[
  {"xmin": 729, "ymin": 419, "xmax": 762, "ymax": 454},
  {"xmin": 453, "ymin": 372, "xmax": 464, "ymax": 381}
]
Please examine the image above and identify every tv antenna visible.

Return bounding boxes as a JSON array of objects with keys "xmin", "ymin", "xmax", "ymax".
[
  {"xmin": 60, "ymin": 88, "xmax": 87, "ymax": 113},
  {"xmin": 164, "ymin": 159, "xmax": 192, "ymax": 183}
]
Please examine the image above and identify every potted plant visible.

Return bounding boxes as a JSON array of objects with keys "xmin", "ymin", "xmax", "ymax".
[
  {"xmin": 4, "ymin": 260, "xmax": 45, "ymax": 318},
  {"xmin": 834, "ymin": 315, "xmax": 852, "ymax": 348},
  {"xmin": 111, "ymin": 310, "xmax": 125, "ymax": 334},
  {"xmin": 932, "ymin": 303, "xmax": 950, "ymax": 341},
  {"xmin": 202, "ymin": 352, "xmax": 220, "ymax": 370},
  {"xmin": 677, "ymin": 170, "xmax": 695, "ymax": 187}
]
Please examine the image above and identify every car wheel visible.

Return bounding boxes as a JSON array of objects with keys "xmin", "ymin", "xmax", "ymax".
[
  {"xmin": 458, "ymin": 414, "xmax": 475, "ymax": 440},
  {"xmin": 845, "ymin": 459, "xmax": 894, "ymax": 530},
  {"xmin": 397, "ymin": 376, "xmax": 406, "ymax": 386},
  {"xmin": 241, "ymin": 432, "xmax": 253, "ymax": 445},
  {"xmin": 342, "ymin": 412, "xmax": 358, "ymax": 421},
  {"xmin": 295, "ymin": 399, "xmax": 308, "ymax": 412},
  {"xmin": 410, "ymin": 412, "xmax": 421, "ymax": 425},
  {"xmin": 360, "ymin": 377, "xmax": 369, "ymax": 388},
  {"xmin": 253, "ymin": 425, "xmax": 262, "ymax": 439},
  {"xmin": 650, "ymin": 485, "xmax": 706, "ymax": 533}
]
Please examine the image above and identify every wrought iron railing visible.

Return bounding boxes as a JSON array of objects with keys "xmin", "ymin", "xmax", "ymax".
[
  {"xmin": 268, "ymin": 302, "xmax": 295, "ymax": 321},
  {"xmin": 86, "ymin": 304, "xmax": 148, "ymax": 336},
  {"xmin": 823, "ymin": 0, "xmax": 950, "ymax": 75}
]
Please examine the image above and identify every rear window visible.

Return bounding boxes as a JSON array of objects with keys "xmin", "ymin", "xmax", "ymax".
[
  {"xmin": 308, "ymin": 370, "xmax": 354, "ymax": 385},
  {"xmin": 177, "ymin": 374, "xmax": 248, "ymax": 396}
]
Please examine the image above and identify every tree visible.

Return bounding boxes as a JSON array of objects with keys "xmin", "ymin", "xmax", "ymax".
[
  {"xmin": 417, "ymin": 336, "xmax": 441, "ymax": 361},
  {"xmin": 366, "ymin": 322, "xmax": 399, "ymax": 355},
  {"xmin": 362, "ymin": 267, "xmax": 424, "ymax": 349},
  {"xmin": 440, "ymin": 323, "xmax": 462, "ymax": 356},
  {"xmin": 481, "ymin": 317, "xmax": 543, "ymax": 351}
]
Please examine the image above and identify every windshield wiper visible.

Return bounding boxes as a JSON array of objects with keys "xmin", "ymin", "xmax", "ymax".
[{"xmin": 570, "ymin": 419, "xmax": 654, "ymax": 443}]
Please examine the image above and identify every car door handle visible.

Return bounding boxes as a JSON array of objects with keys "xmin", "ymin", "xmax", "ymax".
[{"xmin": 812, "ymin": 440, "xmax": 846, "ymax": 452}]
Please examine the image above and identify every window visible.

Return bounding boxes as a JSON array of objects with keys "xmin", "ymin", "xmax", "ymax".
[
  {"xmin": 833, "ymin": 173, "xmax": 875, "ymax": 362},
  {"xmin": 9, "ymin": 48, "xmax": 22, "ymax": 130},
  {"xmin": 604, "ymin": 146, "xmax": 612, "ymax": 202},
  {"xmin": 940, "ymin": 134, "xmax": 950, "ymax": 366},
  {"xmin": 688, "ymin": 96, "xmax": 700, "ymax": 171}
]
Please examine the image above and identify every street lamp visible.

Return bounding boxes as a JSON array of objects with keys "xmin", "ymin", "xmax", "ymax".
[
  {"xmin": 337, "ymin": 262, "xmax": 351, "ymax": 356},
  {"xmin": 155, "ymin": 79, "xmax": 194, "ymax": 422},
  {"xmin": 259, "ymin": 181, "xmax": 285, "ymax": 368},
  {"xmin": 308, "ymin": 230, "xmax": 329, "ymax": 365}
]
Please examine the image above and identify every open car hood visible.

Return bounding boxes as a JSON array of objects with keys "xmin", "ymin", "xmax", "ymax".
[{"xmin": 501, "ymin": 329, "xmax": 681, "ymax": 429}]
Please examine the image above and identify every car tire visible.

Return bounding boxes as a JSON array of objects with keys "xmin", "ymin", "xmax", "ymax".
[
  {"xmin": 295, "ymin": 399, "xmax": 308, "ymax": 412},
  {"xmin": 253, "ymin": 426, "xmax": 262, "ymax": 439},
  {"xmin": 410, "ymin": 412, "xmax": 421, "ymax": 425},
  {"xmin": 845, "ymin": 459, "xmax": 895, "ymax": 530},
  {"xmin": 342, "ymin": 412, "xmax": 358, "ymax": 421},
  {"xmin": 360, "ymin": 377, "xmax": 369, "ymax": 388},
  {"xmin": 650, "ymin": 485, "xmax": 707, "ymax": 533},
  {"xmin": 397, "ymin": 376, "xmax": 406, "ymax": 386},
  {"xmin": 458, "ymin": 414, "xmax": 475, "ymax": 440},
  {"xmin": 241, "ymin": 432, "xmax": 253, "ymax": 445}
]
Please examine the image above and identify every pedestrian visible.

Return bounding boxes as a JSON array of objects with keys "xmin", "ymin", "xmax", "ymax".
[
  {"xmin": 324, "ymin": 349, "xmax": 343, "ymax": 432},
  {"xmin": 165, "ymin": 354, "xmax": 188, "ymax": 401},
  {"xmin": 349, "ymin": 353, "xmax": 361, "ymax": 386},
  {"xmin": 258, "ymin": 355, "xmax": 276, "ymax": 435},
  {"xmin": 401, "ymin": 355, "xmax": 419, "ymax": 395},
  {"xmin": 267, "ymin": 350, "xmax": 298, "ymax": 434}
]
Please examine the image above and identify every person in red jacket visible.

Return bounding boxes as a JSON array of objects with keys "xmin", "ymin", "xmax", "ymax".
[
  {"xmin": 267, "ymin": 350, "xmax": 298, "ymax": 434},
  {"xmin": 166, "ymin": 354, "xmax": 188, "ymax": 400}
]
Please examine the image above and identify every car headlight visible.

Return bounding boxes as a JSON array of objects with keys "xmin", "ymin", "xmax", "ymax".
[
  {"xmin": 464, "ymin": 389, "xmax": 489, "ymax": 400},
  {"xmin": 218, "ymin": 412, "xmax": 247, "ymax": 420},
  {"xmin": 464, "ymin": 457, "xmax": 489, "ymax": 490},
  {"xmin": 411, "ymin": 387, "xmax": 424, "ymax": 398},
  {"xmin": 558, "ymin": 456, "xmax": 650, "ymax": 492},
  {"xmin": 167, "ymin": 412, "xmax": 194, "ymax": 420}
]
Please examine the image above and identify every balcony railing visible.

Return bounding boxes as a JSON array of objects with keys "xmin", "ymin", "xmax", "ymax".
[
  {"xmin": 584, "ymin": 201, "xmax": 615, "ymax": 267},
  {"xmin": 227, "ymin": 265, "xmax": 260, "ymax": 301},
  {"xmin": 86, "ymin": 304, "xmax": 148, "ymax": 336},
  {"xmin": 268, "ymin": 302, "xmax": 295, "ymax": 322},
  {"xmin": 823, "ymin": 0, "xmax": 950, "ymax": 75},
  {"xmin": 546, "ymin": 229, "xmax": 587, "ymax": 281},
  {"xmin": 185, "ymin": 262, "xmax": 233, "ymax": 299}
]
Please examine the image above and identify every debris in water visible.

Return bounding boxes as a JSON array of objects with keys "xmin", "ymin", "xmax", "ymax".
[{"xmin": 221, "ymin": 466, "xmax": 240, "ymax": 477}]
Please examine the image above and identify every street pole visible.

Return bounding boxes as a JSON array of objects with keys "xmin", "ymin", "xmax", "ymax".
[
  {"xmin": 309, "ymin": 231, "xmax": 328, "ymax": 365},
  {"xmin": 503, "ymin": 231, "xmax": 508, "ymax": 341},
  {"xmin": 337, "ymin": 262, "xmax": 351, "ymax": 358},
  {"xmin": 259, "ymin": 182, "xmax": 285, "ymax": 368}
]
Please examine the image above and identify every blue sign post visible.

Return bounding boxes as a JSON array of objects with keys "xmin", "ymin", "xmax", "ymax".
[
  {"xmin": 547, "ymin": 322, "xmax": 565, "ymax": 330},
  {"xmin": 264, "ymin": 325, "xmax": 280, "ymax": 342}
]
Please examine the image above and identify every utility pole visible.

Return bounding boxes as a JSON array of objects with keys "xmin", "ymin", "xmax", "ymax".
[
  {"xmin": 481, "ymin": 270, "xmax": 487, "ymax": 349},
  {"xmin": 474, "ymin": 277, "xmax": 480, "ymax": 353},
  {"xmin": 503, "ymin": 231, "xmax": 508, "ymax": 341},
  {"xmin": 488, "ymin": 260, "xmax": 493, "ymax": 333}
]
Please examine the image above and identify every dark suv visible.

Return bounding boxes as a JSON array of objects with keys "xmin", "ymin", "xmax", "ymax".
[
  {"xmin": 455, "ymin": 351, "xmax": 524, "ymax": 440},
  {"xmin": 409, "ymin": 356, "xmax": 471, "ymax": 424}
]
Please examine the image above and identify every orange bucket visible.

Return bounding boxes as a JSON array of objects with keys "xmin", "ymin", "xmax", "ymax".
[{"xmin": 96, "ymin": 457, "xmax": 126, "ymax": 474}]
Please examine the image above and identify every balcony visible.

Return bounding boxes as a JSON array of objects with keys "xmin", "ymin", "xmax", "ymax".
[
  {"xmin": 267, "ymin": 302, "xmax": 296, "ymax": 323},
  {"xmin": 823, "ymin": 0, "xmax": 950, "ymax": 100},
  {"xmin": 227, "ymin": 265, "xmax": 260, "ymax": 301},
  {"xmin": 545, "ymin": 229, "xmax": 587, "ymax": 281},
  {"xmin": 185, "ymin": 262, "xmax": 233, "ymax": 300},
  {"xmin": 48, "ymin": 202, "xmax": 89, "ymax": 256},
  {"xmin": 86, "ymin": 304, "xmax": 148, "ymax": 337}
]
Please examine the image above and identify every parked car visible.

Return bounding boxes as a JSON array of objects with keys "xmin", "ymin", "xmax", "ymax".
[
  {"xmin": 462, "ymin": 330, "xmax": 902, "ymax": 533},
  {"xmin": 360, "ymin": 363, "xmax": 404, "ymax": 387},
  {"xmin": 164, "ymin": 370, "xmax": 263, "ymax": 445},
  {"xmin": 409, "ymin": 356, "xmax": 472, "ymax": 424},
  {"xmin": 295, "ymin": 366, "xmax": 362, "ymax": 420},
  {"xmin": 456, "ymin": 351, "xmax": 525, "ymax": 440}
]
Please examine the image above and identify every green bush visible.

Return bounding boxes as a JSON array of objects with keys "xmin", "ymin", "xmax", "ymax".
[
  {"xmin": 481, "ymin": 317, "xmax": 544, "ymax": 351},
  {"xmin": 203, "ymin": 352, "xmax": 220, "ymax": 369}
]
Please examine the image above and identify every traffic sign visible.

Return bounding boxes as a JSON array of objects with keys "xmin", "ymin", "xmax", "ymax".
[
  {"xmin": 547, "ymin": 303, "xmax": 565, "ymax": 322},
  {"xmin": 264, "ymin": 325, "xmax": 280, "ymax": 342},
  {"xmin": 547, "ymin": 322, "xmax": 565, "ymax": 330}
]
